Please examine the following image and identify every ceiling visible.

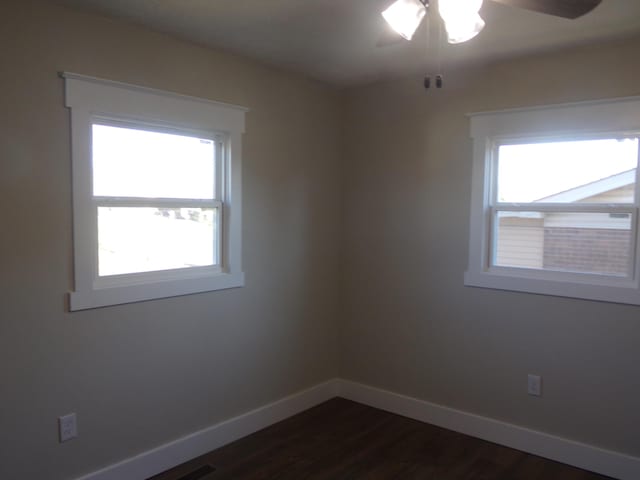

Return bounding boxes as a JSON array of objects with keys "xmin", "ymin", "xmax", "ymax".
[{"xmin": 51, "ymin": 0, "xmax": 640, "ymax": 87}]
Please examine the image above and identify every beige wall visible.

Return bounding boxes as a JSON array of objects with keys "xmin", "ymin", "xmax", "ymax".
[
  {"xmin": 341, "ymin": 35, "xmax": 640, "ymax": 457},
  {"xmin": 3, "ymin": 0, "xmax": 640, "ymax": 478},
  {"xmin": 0, "ymin": 1, "xmax": 342, "ymax": 479}
]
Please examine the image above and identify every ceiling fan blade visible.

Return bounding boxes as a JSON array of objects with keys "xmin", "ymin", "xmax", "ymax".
[{"xmin": 491, "ymin": 0, "xmax": 602, "ymax": 19}]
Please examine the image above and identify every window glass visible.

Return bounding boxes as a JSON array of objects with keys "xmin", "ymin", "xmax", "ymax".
[
  {"xmin": 493, "ymin": 211, "xmax": 632, "ymax": 276},
  {"xmin": 92, "ymin": 124, "xmax": 216, "ymax": 199},
  {"xmin": 497, "ymin": 138, "xmax": 638, "ymax": 203},
  {"xmin": 98, "ymin": 207, "xmax": 217, "ymax": 276}
]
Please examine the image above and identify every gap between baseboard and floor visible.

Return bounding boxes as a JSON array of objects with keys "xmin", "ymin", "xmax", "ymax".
[{"xmin": 74, "ymin": 378, "xmax": 640, "ymax": 480}]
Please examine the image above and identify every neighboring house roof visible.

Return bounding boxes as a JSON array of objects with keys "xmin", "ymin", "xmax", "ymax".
[{"xmin": 535, "ymin": 169, "xmax": 635, "ymax": 203}]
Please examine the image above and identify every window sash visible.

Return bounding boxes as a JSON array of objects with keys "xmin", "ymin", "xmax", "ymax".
[
  {"xmin": 95, "ymin": 263, "xmax": 225, "ymax": 289},
  {"xmin": 489, "ymin": 134, "xmax": 640, "ymax": 206},
  {"xmin": 488, "ymin": 206, "xmax": 638, "ymax": 280},
  {"xmin": 94, "ymin": 198, "xmax": 223, "ymax": 278},
  {"xmin": 492, "ymin": 203, "xmax": 637, "ymax": 213},
  {"xmin": 91, "ymin": 118, "xmax": 225, "ymax": 202},
  {"xmin": 94, "ymin": 197, "xmax": 222, "ymax": 208},
  {"xmin": 93, "ymin": 116, "xmax": 215, "ymax": 140}
]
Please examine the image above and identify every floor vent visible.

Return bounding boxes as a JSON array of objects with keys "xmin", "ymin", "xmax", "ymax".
[{"xmin": 176, "ymin": 465, "xmax": 216, "ymax": 480}]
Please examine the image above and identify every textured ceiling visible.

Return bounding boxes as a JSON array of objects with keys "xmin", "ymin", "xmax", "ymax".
[{"xmin": 51, "ymin": 0, "xmax": 640, "ymax": 86}]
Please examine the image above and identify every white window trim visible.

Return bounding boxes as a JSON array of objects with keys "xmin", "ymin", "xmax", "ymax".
[
  {"xmin": 63, "ymin": 73, "xmax": 247, "ymax": 310},
  {"xmin": 465, "ymin": 95, "xmax": 640, "ymax": 305}
]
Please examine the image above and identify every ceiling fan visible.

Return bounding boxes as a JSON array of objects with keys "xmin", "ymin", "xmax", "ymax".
[{"xmin": 382, "ymin": 0, "xmax": 603, "ymax": 44}]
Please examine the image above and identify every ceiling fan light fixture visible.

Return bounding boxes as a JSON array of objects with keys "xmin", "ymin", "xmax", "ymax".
[
  {"xmin": 382, "ymin": 0, "xmax": 428, "ymax": 41},
  {"xmin": 442, "ymin": 13, "xmax": 485, "ymax": 44},
  {"xmin": 438, "ymin": 0, "xmax": 485, "ymax": 44}
]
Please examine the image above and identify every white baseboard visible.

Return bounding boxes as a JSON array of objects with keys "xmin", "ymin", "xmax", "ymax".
[
  {"xmin": 337, "ymin": 380, "xmax": 640, "ymax": 480},
  {"xmin": 74, "ymin": 379, "xmax": 340, "ymax": 480},
  {"xmin": 74, "ymin": 378, "xmax": 640, "ymax": 480}
]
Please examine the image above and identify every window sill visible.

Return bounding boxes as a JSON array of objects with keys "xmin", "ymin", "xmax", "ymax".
[
  {"xmin": 464, "ymin": 269, "xmax": 640, "ymax": 306},
  {"xmin": 69, "ymin": 271, "xmax": 244, "ymax": 311}
]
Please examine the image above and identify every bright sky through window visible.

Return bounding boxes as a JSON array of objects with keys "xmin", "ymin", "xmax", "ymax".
[
  {"xmin": 92, "ymin": 124, "xmax": 215, "ymax": 199},
  {"xmin": 98, "ymin": 207, "xmax": 216, "ymax": 276},
  {"xmin": 497, "ymin": 138, "xmax": 639, "ymax": 203}
]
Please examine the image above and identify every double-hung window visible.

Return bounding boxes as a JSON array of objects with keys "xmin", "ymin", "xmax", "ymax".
[
  {"xmin": 63, "ymin": 73, "xmax": 246, "ymax": 310},
  {"xmin": 465, "ymin": 96, "xmax": 640, "ymax": 305}
]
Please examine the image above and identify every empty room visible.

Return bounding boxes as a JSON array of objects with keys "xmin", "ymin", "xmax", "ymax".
[{"xmin": 1, "ymin": 0, "xmax": 640, "ymax": 479}]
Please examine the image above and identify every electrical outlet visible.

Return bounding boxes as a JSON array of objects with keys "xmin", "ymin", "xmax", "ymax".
[
  {"xmin": 58, "ymin": 413, "xmax": 78, "ymax": 442},
  {"xmin": 527, "ymin": 374, "xmax": 542, "ymax": 396}
]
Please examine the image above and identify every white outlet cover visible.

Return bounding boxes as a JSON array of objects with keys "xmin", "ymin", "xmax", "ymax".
[{"xmin": 59, "ymin": 413, "xmax": 78, "ymax": 442}]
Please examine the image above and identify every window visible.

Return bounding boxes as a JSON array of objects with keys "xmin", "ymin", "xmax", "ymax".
[
  {"xmin": 63, "ymin": 73, "xmax": 246, "ymax": 310},
  {"xmin": 493, "ymin": 138, "xmax": 637, "ymax": 277},
  {"xmin": 465, "ymin": 96, "xmax": 640, "ymax": 305}
]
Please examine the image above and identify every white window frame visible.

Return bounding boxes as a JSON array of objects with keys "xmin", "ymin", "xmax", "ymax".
[
  {"xmin": 63, "ymin": 73, "xmax": 247, "ymax": 310},
  {"xmin": 465, "ymin": 96, "xmax": 640, "ymax": 305}
]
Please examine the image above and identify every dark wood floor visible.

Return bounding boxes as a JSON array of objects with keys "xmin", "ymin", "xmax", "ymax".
[{"xmin": 149, "ymin": 398, "xmax": 612, "ymax": 480}]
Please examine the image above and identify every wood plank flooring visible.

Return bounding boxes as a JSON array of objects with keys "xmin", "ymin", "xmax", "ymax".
[{"xmin": 149, "ymin": 398, "xmax": 612, "ymax": 480}]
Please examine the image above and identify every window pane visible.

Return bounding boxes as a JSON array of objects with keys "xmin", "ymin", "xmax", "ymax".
[
  {"xmin": 494, "ymin": 211, "xmax": 632, "ymax": 276},
  {"xmin": 98, "ymin": 207, "xmax": 217, "ymax": 276},
  {"xmin": 497, "ymin": 138, "xmax": 638, "ymax": 203},
  {"xmin": 93, "ymin": 124, "xmax": 215, "ymax": 199}
]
